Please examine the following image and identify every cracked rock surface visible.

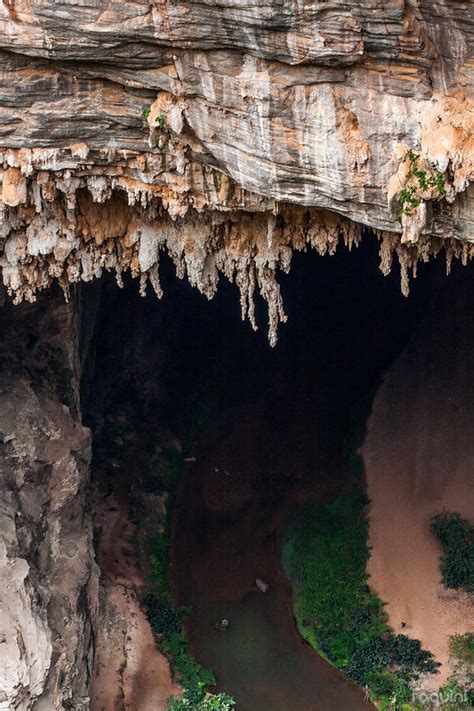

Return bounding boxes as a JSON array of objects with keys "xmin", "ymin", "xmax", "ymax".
[
  {"xmin": 0, "ymin": 290, "xmax": 98, "ymax": 710},
  {"xmin": 0, "ymin": 1, "xmax": 473, "ymax": 344}
]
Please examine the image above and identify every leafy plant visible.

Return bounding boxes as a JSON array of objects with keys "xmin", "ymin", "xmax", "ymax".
[
  {"xmin": 345, "ymin": 633, "xmax": 438, "ymax": 687},
  {"xmin": 368, "ymin": 670, "xmax": 413, "ymax": 708},
  {"xmin": 168, "ymin": 689, "xmax": 236, "ymax": 711},
  {"xmin": 399, "ymin": 185, "xmax": 421, "ymax": 216},
  {"xmin": 142, "ymin": 105, "xmax": 151, "ymax": 119},
  {"xmin": 160, "ymin": 628, "xmax": 216, "ymax": 691},
  {"xmin": 155, "ymin": 112, "xmax": 167, "ymax": 129},
  {"xmin": 147, "ymin": 520, "xmax": 173, "ymax": 605},
  {"xmin": 399, "ymin": 150, "xmax": 446, "ymax": 216},
  {"xmin": 145, "ymin": 594, "xmax": 182, "ymax": 635},
  {"xmin": 282, "ymin": 490, "xmax": 388, "ymax": 667},
  {"xmin": 438, "ymin": 677, "xmax": 474, "ymax": 710},
  {"xmin": 431, "ymin": 512, "xmax": 474, "ymax": 592},
  {"xmin": 145, "ymin": 449, "xmax": 184, "ymax": 605}
]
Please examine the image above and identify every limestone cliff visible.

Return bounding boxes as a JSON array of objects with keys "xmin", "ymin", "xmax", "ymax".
[
  {"xmin": 1, "ymin": 1, "xmax": 474, "ymax": 343},
  {"xmin": 0, "ymin": 291, "xmax": 97, "ymax": 710}
]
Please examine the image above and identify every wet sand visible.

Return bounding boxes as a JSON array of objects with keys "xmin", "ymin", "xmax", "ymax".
[{"xmin": 364, "ymin": 277, "xmax": 474, "ymax": 687}]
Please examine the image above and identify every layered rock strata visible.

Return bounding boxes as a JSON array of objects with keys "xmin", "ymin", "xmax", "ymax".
[{"xmin": 1, "ymin": 2, "xmax": 474, "ymax": 342}]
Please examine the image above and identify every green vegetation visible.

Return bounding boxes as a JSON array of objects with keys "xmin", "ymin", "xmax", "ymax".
[
  {"xmin": 155, "ymin": 112, "xmax": 167, "ymax": 128},
  {"xmin": 145, "ymin": 449, "xmax": 182, "ymax": 606},
  {"xmin": 281, "ymin": 393, "xmax": 440, "ymax": 708},
  {"xmin": 430, "ymin": 512, "xmax": 474, "ymax": 593},
  {"xmin": 439, "ymin": 633, "xmax": 474, "ymax": 709},
  {"xmin": 146, "ymin": 594, "xmax": 216, "ymax": 690},
  {"xmin": 168, "ymin": 689, "xmax": 236, "ymax": 710},
  {"xmin": 160, "ymin": 623, "xmax": 216, "ymax": 693},
  {"xmin": 399, "ymin": 149, "xmax": 446, "ymax": 216},
  {"xmin": 282, "ymin": 490, "xmax": 439, "ymax": 707},
  {"xmin": 438, "ymin": 677, "xmax": 473, "ymax": 710},
  {"xmin": 141, "ymin": 106, "xmax": 166, "ymax": 127},
  {"xmin": 140, "ymin": 449, "xmax": 233, "ymax": 709},
  {"xmin": 282, "ymin": 490, "xmax": 384, "ymax": 665},
  {"xmin": 449, "ymin": 633, "xmax": 474, "ymax": 667}
]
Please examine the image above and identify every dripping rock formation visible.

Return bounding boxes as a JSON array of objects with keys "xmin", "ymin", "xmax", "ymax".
[{"xmin": 1, "ymin": 1, "xmax": 474, "ymax": 342}]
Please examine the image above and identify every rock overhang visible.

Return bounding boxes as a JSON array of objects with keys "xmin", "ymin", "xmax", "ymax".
[{"xmin": 1, "ymin": 0, "xmax": 474, "ymax": 344}]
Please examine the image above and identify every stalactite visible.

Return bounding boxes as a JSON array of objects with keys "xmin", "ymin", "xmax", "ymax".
[{"xmin": 1, "ymin": 172, "xmax": 474, "ymax": 344}]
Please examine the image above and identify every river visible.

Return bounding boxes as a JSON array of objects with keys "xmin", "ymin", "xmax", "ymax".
[{"xmin": 171, "ymin": 409, "xmax": 374, "ymax": 711}]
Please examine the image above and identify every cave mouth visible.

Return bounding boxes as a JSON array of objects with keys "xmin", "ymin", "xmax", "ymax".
[{"xmin": 80, "ymin": 233, "xmax": 450, "ymax": 710}]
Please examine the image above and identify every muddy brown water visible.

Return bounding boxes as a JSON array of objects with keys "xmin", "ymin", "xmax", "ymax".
[{"xmin": 172, "ymin": 413, "xmax": 374, "ymax": 711}]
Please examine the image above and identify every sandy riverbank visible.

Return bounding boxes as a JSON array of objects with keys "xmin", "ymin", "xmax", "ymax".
[{"xmin": 363, "ymin": 276, "xmax": 474, "ymax": 687}]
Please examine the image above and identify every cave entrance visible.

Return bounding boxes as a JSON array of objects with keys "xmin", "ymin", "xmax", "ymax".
[{"xmin": 82, "ymin": 234, "xmax": 441, "ymax": 711}]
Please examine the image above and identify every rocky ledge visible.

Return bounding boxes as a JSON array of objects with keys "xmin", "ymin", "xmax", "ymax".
[{"xmin": 1, "ymin": 1, "xmax": 474, "ymax": 342}]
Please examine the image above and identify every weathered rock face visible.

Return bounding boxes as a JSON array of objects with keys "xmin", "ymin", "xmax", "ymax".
[
  {"xmin": 1, "ymin": 2, "xmax": 474, "ymax": 343},
  {"xmin": 0, "ymin": 290, "xmax": 98, "ymax": 709}
]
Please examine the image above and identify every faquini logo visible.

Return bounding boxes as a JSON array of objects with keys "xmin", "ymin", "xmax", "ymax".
[{"xmin": 412, "ymin": 689, "xmax": 469, "ymax": 706}]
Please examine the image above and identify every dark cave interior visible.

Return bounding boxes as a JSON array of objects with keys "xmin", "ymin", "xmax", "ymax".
[
  {"xmin": 81, "ymin": 232, "xmax": 439, "ymax": 483},
  {"xmin": 79, "ymin": 234, "xmax": 455, "ymax": 710},
  {"xmin": 0, "ymin": 231, "xmax": 471, "ymax": 711}
]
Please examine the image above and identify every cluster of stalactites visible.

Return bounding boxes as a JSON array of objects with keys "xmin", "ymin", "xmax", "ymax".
[
  {"xmin": 1, "ymin": 185, "xmax": 474, "ymax": 345},
  {"xmin": 376, "ymin": 229, "xmax": 474, "ymax": 297}
]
